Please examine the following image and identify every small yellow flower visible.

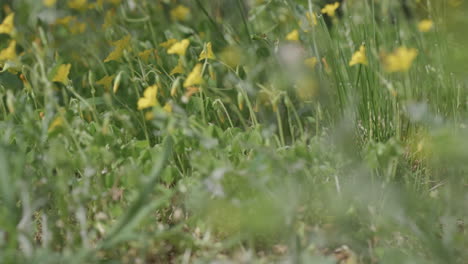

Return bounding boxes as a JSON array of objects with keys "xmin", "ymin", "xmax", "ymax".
[
  {"xmin": 286, "ymin": 29, "xmax": 299, "ymax": 42},
  {"xmin": 55, "ymin": 16, "xmax": 75, "ymax": 26},
  {"xmin": 96, "ymin": 75, "xmax": 115, "ymax": 91},
  {"xmin": 170, "ymin": 5, "xmax": 190, "ymax": 21},
  {"xmin": 48, "ymin": 116, "xmax": 64, "ymax": 132},
  {"xmin": 382, "ymin": 47, "xmax": 418, "ymax": 73},
  {"xmin": 0, "ymin": 40, "xmax": 17, "ymax": 61},
  {"xmin": 137, "ymin": 85, "xmax": 159, "ymax": 110},
  {"xmin": 306, "ymin": 12, "xmax": 318, "ymax": 26},
  {"xmin": 52, "ymin": 64, "xmax": 72, "ymax": 85},
  {"xmin": 167, "ymin": 39, "xmax": 190, "ymax": 57},
  {"xmin": 0, "ymin": 13, "xmax": 15, "ymax": 35},
  {"xmin": 138, "ymin": 49, "xmax": 153, "ymax": 62},
  {"xmin": 68, "ymin": 0, "xmax": 89, "ymax": 11},
  {"xmin": 184, "ymin": 64, "xmax": 203, "ymax": 87},
  {"xmin": 43, "ymin": 0, "xmax": 57, "ymax": 7},
  {"xmin": 418, "ymin": 19, "xmax": 433, "ymax": 32},
  {"xmin": 304, "ymin": 57, "xmax": 318, "ymax": 69},
  {"xmin": 163, "ymin": 102, "xmax": 173, "ymax": 113},
  {"xmin": 199, "ymin": 42, "xmax": 216, "ymax": 61},
  {"xmin": 170, "ymin": 59, "xmax": 185, "ymax": 75},
  {"xmin": 70, "ymin": 21, "xmax": 87, "ymax": 34},
  {"xmin": 321, "ymin": 2, "xmax": 340, "ymax": 17},
  {"xmin": 104, "ymin": 35, "xmax": 131, "ymax": 62},
  {"xmin": 349, "ymin": 45, "xmax": 368, "ymax": 66},
  {"xmin": 160, "ymin": 38, "xmax": 178, "ymax": 49}
]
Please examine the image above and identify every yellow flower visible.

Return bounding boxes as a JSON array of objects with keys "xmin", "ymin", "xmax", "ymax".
[
  {"xmin": 199, "ymin": 42, "xmax": 216, "ymax": 61},
  {"xmin": 306, "ymin": 12, "xmax": 318, "ymax": 26},
  {"xmin": 382, "ymin": 47, "xmax": 418, "ymax": 73},
  {"xmin": 137, "ymin": 85, "xmax": 159, "ymax": 110},
  {"xmin": 96, "ymin": 75, "xmax": 115, "ymax": 91},
  {"xmin": 286, "ymin": 29, "xmax": 299, "ymax": 42},
  {"xmin": 184, "ymin": 64, "xmax": 203, "ymax": 87},
  {"xmin": 43, "ymin": 0, "xmax": 57, "ymax": 7},
  {"xmin": 48, "ymin": 116, "xmax": 64, "ymax": 132},
  {"xmin": 68, "ymin": 0, "xmax": 89, "ymax": 11},
  {"xmin": 170, "ymin": 5, "xmax": 190, "ymax": 21},
  {"xmin": 349, "ymin": 45, "xmax": 368, "ymax": 66},
  {"xmin": 321, "ymin": 2, "xmax": 340, "ymax": 17},
  {"xmin": 52, "ymin": 64, "xmax": 72, "ymax": 85},
  {"xmin": 418, "ymin": 19, "xmax": 433, "ymax": 32},
  {"xmin": 170, "ymin": 59, "xmax": 185, "ymax": 75},
  {"xmin": 160, "ymin": 38, "xmax": 178, "ymax": 49},
  {"xmin": 55, "ymin": 16, "xmax": 75, "ymax": 26},
  {"xmin": 0, "ymin": 40, "xmax": 17, "ymax": 61},
  {"xmin": 163, "ymin": 102, "xmax": 173, "ymax": 113},
  {"xmin": 70, "ymin": 21, "xmax": 87, "ymax": 34},
  {"xmin": 167, "ymin": 39, "xmax": 190, "ymax": 57},
  {"xmin": 104, "ymin": 35, "xmax": 131, "ymax": 62},
  {"xmin": 138, "ymin": 49, "xmax": 153, "ymax": 62},
  {"xmin": 0, "ymin": 13, "xmax": 15, "ymax": 35},
  {"xmin": 304, "ymin": 57, "xmax": 318, "ymax": 69}
]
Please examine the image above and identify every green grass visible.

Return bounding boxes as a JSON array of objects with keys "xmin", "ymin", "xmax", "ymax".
[{"xmin": 0, "ymin": 0, "xmax": 467, "ymax": 263}]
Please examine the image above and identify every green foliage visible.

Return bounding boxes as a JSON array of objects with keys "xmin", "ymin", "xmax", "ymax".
[{"xmin": 0, "ymin": 0, "xmax": 466, "ymax": 263}]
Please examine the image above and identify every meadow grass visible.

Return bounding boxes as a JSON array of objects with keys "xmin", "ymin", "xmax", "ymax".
[{"xmin": 0, "ymin": 0, "xmax": 467, "ymax": 263}]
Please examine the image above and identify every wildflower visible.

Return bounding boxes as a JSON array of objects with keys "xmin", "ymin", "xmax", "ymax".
[
  {"xmin": 68, "ymin": 0, "xmax": 89, "ymax": 11},
  {"xmin": 163, "ymin": 102, "xmax": 173, "ymax": 113},
  {"xmin": 104, "ymin": 35, "xmax": 131, "ymax": 62},
  {"xmin": 70, "ymin": 21, "xmax": 87, "ymax": 34},
  {"xmin": 418, "ymin": 19, "xmax": 433, "ymax": 32},
  {"xmin": 103, "ymin": 10, "xmax": 115, "ymax": 29},
  {"xmin": 48, "ymin": 116, "xmax": 64, "ymax": 132},
  {"xmin": 137, "ymin": 85, "xmax": 159, "ymax": 110},
  {"xmin": 160, "ymin": 38, "xmax": 178, "ymax": 49},
  {"xmin": 170, "ymin": 5, "xmax": 190, "ymax": 21},
  {"xmin": 304, "ymin": 57, "xmax": 318, "ymax": 69},
  {"xmin": 0, "ymin": 13, "xmax": 15, "ymax": 35},
  {"xmin": 96, "ymin": 75, "xmax": 115, "ymax": 91},
  {"xmin": 306, "ymin": 12, "xmax": 318, "ymax": 26},
  {"xmin": 55, "ymin": 16, "xmax": 75, "ymax": 26},
  {"xmin": 0, "ymin": 40, "xmax": 17, "ymax": 61},
  {"xmin": 349, "ymin": 45, "xmax": 368, "ymax": 66},
  {"xmin": 382, "ymin": 47, "xmax": 418, "ymax": 73},
  {"xmin": 138, "ymin": 49, "xmax": 153, "ymax": 62},
  {"xmin": 286, "ymin": 29, "xmax": 299, "ymax": 42},
  {"xmin": 52, "ymin": 64, "xmax": 72, "ymax": 85},
  {"xmin": 167, "ymin": 39, "xmax": 190, "ymax": 57},
  {"xmin": 170, "ymin": 59, "xmax": 185, "ymax": 75},
  {"xmin": 184, "ymin": 64, "xmax": 203, "ymax": 87},
  {"xmin": 199, "ymin": 42, "xmax": 216, "ymax": 61},
  {"xmin": 321, "ymin": 2, "xmax": 340, "ymax": 17},
  {"xmin": 43, "ymin": 0, "xmax": 57, "ymax": 7}
]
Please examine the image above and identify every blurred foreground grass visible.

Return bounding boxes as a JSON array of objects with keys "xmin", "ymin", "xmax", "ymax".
[{"xmin": 0, "ymin": 0, "xmax": 467, "ymax": 263}]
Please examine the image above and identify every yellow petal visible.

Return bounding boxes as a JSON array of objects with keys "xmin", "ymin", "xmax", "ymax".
[
  {"xmin": 52, "ymin": 64, "xmax": 72, "ymax": 85},
  {"xmin": 418, "ymin": 19, "xmax": 433, "ymax": 33},
  {"xmin": 304, "ymin": 57, "xmax": 318, "ymax": 69},
  {"xmin": 321, "ymin": 2, "xmax": 340, "ymax": 17},
  {"xmin": 167, "ymin": 39, "xmax": 190, "ymax": 57},
  {"xmin": 349, "ymin": 45, "xmax": 368, "ymax": 66},
  {"xmin": 163, "ymin": 102, "xmax": 173, "ymax": 113},
  {"xmin": 0, "ymin": 13, "xmax": 15, "ymax": 35},
  {"xmin": 48, "ymin": 116, "xmax": 64, "ymax": 132},
  {"xmin": 170, "ymin": 59, "xmax": 185, "ymax": 75},
  {"xmin": 104, "ymin": 35, "xmax": 131, "ymax": 62},
  {"xmin": 383, "ymin": 47, "xmax": 418, "ymax": 73},
  {"xmin": 160, "ymin": 38, "xmax": 178, "ymax": 49},
  {"xmin": 138, "ymin": 49, "xmax": 153, "ymax": 62},
  {"xmin": 199, "ymin": 42, "xmax": 216, "ymax": 61},
  {"xmin": 170, "ymin": 5, "xmax": 190, "ymax": 21},
  {"xmin": 286, "ymin": 29, "xmax": 299, "ymax": 42},
  {"xmin": 43, "ymin": 0, "xmax": 57, "ymax": 7},
  {"xmin": 0, "ymin": 40, "xmax": 17, "ymax": 61},
  {"xmin": 68, "ymin": 0, "xmax": 89, "ymax": 11},
  {"xmin": 184, "ymin": 64, "xmax": 204, "ymax": 88},
  {"xmin": 137, "ymin": 85, "xmax": 159, "ymax": 110},
  {"xmin": 96, "ymin": 75, "xmax": 115, "ymax": 91}
]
